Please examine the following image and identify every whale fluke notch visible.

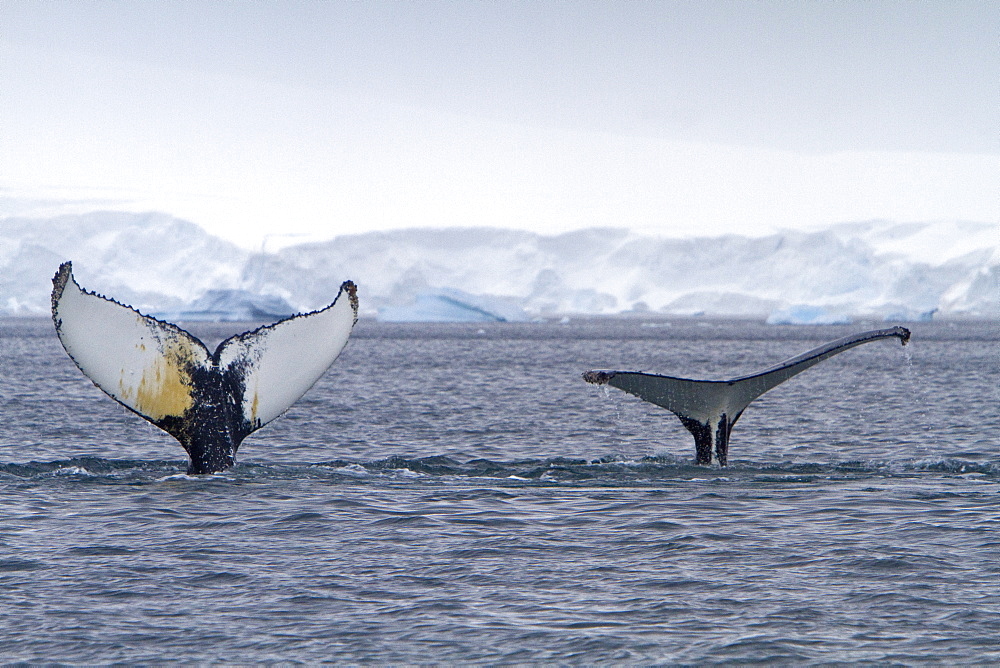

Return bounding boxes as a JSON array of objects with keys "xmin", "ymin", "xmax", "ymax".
[
  {"xmin": 584, "ymin": 327, "xmax": 911, "ymax": 466},
  {"xmin": 51, "ymin": 261, "xmax": 359, "ymax": 474}
]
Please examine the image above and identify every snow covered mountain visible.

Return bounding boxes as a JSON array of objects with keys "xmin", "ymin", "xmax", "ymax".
[
  {"xmin": 0, "ymin": 212, "xmax": 246, "ymax": 315},
  {"xmin": 2, "ymin": 212, "xmax": 996, "ymax": 321}
]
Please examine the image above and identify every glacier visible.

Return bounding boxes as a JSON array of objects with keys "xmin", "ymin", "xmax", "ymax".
[{"xmin": 1, "ymin": 212, "xmax": 997, "ymax": 321}]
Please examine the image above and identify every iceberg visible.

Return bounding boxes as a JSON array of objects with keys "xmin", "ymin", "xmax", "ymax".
[
  {"xmin": 378, "ymin": 289, "xmax": 529, "ymax": 323},
  {"xmin": 879, "ymin": 306, "xmax": 937, "ymax": 323},
  {"xmin": 152, "ymin": 289, "xmax": 298, "ymax": 322},
  {"xmin": 765, "ymin": 305, "xmax": 852, "ymax": 325}
]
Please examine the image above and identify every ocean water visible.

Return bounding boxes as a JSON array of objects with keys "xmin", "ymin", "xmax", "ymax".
[{"xmin": 0, "ymin": 317, "xmax": 998, "ymax": 664}]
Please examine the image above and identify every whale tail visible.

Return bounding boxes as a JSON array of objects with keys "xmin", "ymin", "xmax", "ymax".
[
  {"xmin": 51, "ymin": 261, "xmax": 359, "ymax": 473},
  {"xmin": 583, "ymin": 327, "xmax": 910, "ymax": 465}
]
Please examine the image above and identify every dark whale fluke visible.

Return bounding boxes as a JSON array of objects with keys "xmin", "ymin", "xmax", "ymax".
[
  {"xmin": 51, "ymin": 261, "xmax": 359, "ymax": 474},
  {"xmin": 583, "ymin": 327, "xmax": 911, "ymax": 466}
]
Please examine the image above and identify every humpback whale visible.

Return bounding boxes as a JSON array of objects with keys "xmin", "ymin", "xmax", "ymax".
[
  {"xmin": 583, "ymin": 327, "xmax": 910, "ymax": 466},
  {"xmin": 51, "ymin": 262, "xmax": 359, "ymax": 474}
]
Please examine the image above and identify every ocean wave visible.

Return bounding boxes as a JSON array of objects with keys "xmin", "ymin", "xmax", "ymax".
[{"xmin": 1, "ymin": 454, "xmax": 998, "ymax": 486}]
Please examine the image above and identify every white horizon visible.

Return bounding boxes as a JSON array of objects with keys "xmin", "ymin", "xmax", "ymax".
[{"xmin": 2, "ymin": 2, "xmax": 997, "ymax": 249}]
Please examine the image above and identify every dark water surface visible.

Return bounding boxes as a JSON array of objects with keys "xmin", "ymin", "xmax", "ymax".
[{"xmin": 0, "ymin": 317, "xmax": 998, "ymax": 663}]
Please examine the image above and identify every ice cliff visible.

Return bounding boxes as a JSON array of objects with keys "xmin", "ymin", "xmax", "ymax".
[{"xmin": 1, "ymin": 212, "xmax": 996, "ymax": 321}]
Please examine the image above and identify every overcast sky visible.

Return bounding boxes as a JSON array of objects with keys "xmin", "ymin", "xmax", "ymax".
[{"xmin": 1, "ymin": 0, "xmax": 997, "ymax": 246}]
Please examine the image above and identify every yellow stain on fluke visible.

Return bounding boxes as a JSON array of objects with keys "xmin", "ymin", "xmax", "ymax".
[{"xmin": 118, "ymin": 335, "xmax": 198, "ymax": 421}]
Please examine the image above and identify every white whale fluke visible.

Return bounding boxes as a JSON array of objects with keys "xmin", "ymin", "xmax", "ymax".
[
  {"xmin": 583, "ymin": 327, "xmax": 911, "ymax": 465},
  {"xmin": 51, "ymin": 261, "xmax": 359, "ymax": 473}
]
